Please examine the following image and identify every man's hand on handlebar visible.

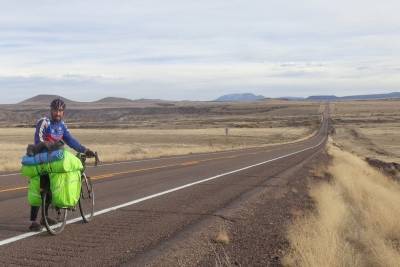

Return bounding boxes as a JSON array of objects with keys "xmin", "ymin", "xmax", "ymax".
[
  {"xmin": 85, "ymin": 149, "xmax": 96, "ymax": 158},
  {"xmin": 84, "ymin": 149, "xmax": 100, "ymax": 166}
]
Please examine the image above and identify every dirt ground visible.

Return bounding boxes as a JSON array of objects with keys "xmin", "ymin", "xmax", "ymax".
[{"xmin": 0, "ymin": 99, "xmax": 321, "ymax": 128}]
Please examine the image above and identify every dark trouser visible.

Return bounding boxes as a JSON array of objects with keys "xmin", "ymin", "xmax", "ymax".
[
  {"xmin": 30, "ymin": 174, "xmax": 50, "ymax": 221},
  {"xmin": 30, "ymin": 206, "xmax": 40, "ymax": 221}
]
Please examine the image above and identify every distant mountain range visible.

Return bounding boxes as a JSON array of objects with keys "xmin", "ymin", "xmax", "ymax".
[
  {"xmin": 306, "ymin": 92, "xmax": 400, "ymax": 101},
  {"xmin": 12, "ymin": 92, "xmax": 400, "ymax": 106},
  {"xmin": 214, "ymin": 92, "xmax": 400, "ymax": 102},
  {"xmin": 215, "ymin": 93, "xmax": 265, "ymax": 102},
  {"xmin": 1, "ymin": 92, "xmax": 399, "ymax": 127}
]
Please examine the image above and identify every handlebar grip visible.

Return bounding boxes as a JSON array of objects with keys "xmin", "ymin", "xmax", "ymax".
[{"xmin": 94, "ymin": 152, "xmax": 100, "ymax": 166}]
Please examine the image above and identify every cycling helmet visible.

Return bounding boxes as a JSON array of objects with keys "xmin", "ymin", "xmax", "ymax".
[{"xmin": 50, "ymin": 98, "xmax": 66, "ymax": 110}]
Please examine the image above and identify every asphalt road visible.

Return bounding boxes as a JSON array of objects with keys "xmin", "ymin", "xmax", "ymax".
[{"xmin": 0, "ymin": 108, "xmax": 329, "ymax": 266}]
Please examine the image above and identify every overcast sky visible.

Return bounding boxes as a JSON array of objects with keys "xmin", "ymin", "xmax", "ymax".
[{"xmin": 0, "ymin": 0, "xmax": 399, "ymax": 103}]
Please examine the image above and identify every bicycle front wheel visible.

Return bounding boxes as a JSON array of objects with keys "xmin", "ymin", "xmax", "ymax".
[
  {"xmin": 79, "ymin": 173, "xmax": 94, "ymax": 223},
  {"xmin": 41, "ymin": 191, "xmax": 68, "ymax": 235}
]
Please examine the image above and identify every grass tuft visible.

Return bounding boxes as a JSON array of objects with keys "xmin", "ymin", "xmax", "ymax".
[{"xmin": 214, "ymin": 229, "xmax": 230, "ymax": 245}]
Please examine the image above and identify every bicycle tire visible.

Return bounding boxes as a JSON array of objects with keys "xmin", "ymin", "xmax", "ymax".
[
  {"xmin": 79, "ymin": 173, "xmax": 94, "ymax": 223},
  {"xmin": 41, "ymin": 191, "xmax": 68, "ymax": 235}
]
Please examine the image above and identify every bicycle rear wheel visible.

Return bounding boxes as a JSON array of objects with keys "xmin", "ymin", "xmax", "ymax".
[
  {"xmin": 41, "ymin": 191, "xmax": 68, "ymax": 235},
  {"xmin": 79, "ymin": 173, "xmax": 94, "ymax": 223}
]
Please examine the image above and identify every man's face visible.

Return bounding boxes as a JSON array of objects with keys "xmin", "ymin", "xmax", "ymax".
[{"xmin": 51, "ymin": 108, "xmax": 64, "ymax": 122}]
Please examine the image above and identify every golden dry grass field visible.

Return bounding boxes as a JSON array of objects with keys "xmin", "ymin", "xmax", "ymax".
[
  {"xmin": 331, "ymin": 100, "xmax": 400, "ymax": 163},
  {"xmin": 0, "ymin": 126, "xmax": 314, "ymax": 172},
  {"xmin": 285, "ymin": 141, "xmax": 400, "ymax": 267},
  {"xmin": 0, "ymin": 100, "xmax": 322, "ymax": 172}
]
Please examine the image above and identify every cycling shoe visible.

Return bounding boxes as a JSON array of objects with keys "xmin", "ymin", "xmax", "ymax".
[{"xmin": 29, "ymin": 221, "xmax": 42, "ymax": 231}]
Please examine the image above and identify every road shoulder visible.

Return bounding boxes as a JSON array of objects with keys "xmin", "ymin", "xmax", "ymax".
[{"xmin": 124, "ymin": 147, "xmax": 329, "ymax": 266}]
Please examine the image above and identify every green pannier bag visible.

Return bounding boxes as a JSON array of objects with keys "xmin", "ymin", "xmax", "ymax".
[
  {"xmin": 21, "ymin": 149, "xmax": 83, "ymax": 178},
  {"xmin": 28, "ymin": 176, "xmax": 42, "ymax": 207},
  {"xmin": 50, "ymin": 171, "xmax": 82, "ymax": 208}
]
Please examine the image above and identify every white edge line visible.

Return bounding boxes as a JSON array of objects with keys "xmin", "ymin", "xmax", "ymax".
[{"xmin": 0, "ymin": 136, "xmax": 326, "ymax": 246}]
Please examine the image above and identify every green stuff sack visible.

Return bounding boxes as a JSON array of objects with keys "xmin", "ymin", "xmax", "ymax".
[
  {"xmin": 50, "ymin": 171, "xmax": 82, "ymax": 208},
  {"xmin": 21, "ymin": 164, "xmax": 49, "ymax": 178},
  {"xmin": 28, "ymin": 176, "xmax": 41, "ymax": 206},
  {"xmin": 21, "ymin": 150, "xmax": 83, "ymax": 178}
]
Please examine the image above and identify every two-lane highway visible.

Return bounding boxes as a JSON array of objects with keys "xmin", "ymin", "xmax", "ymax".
[{"xmin": 0, "ymin": 108, "xmax": 329, "ymax": 265}]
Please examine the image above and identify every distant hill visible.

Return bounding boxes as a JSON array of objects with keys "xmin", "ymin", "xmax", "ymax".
[
  {"xmin": 16, "ymin": 92, "xmax": 400, "ymax": 107},
  {"xmin": 307, "ymin": 92, "xmax": 400, "ymax": 101},
  {"xmin": 215, "ymin": 93, "xmax": 265, "ymax": 102},
  {"xmin": 277, "ymin": 96, "xmax": 305, "ymax": 101},
  {"xmin": 306, "ymin": 95, "xmax": 338, "ymax": 101},
  {"xmin": 19, "ymin": 95, "xmax": 167, "ymax": 105},
  {"xmin": 14, "ymin": 95, "xmax": 180, "ymax": 109},
  {"xmin": 19, "ymin": 94, "xmax": 78, "ymax": 105},
  {"xmin": 341, "ymin": 92, "xmax": 400, "ymax": 100},
  {"xmin": 94, "ymin": 97, "xmax": 134, "ymax": 103}
]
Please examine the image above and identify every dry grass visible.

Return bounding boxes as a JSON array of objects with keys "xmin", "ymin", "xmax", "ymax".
[
  {"xmin": 333, "ymin": 125, "xmax": 400, "ymax": 164},
  {"xmin": 331, "ymin": 100, "xmax": 400, "ymax": 164},
  {"xmin": 214, "ymin": 228, "xmax": 230, "ymax": 245},
  {"xmin": 0, "ymin": 127, "xmax": 312, "ymax": 172},
  {"xmin": 284, "ymin": 141, "xmax": 400, "ymax": 267},
  {"xmin": 331, "ymin": 100, "xmax": 400, "ymax": 123}
]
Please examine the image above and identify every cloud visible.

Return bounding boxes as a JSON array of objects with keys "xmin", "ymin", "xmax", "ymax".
[{"xmin": 0, "ymin": 0, "xmax": 399, "ymax": 103}]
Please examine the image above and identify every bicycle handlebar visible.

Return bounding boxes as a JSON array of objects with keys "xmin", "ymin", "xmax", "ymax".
[
  {"xmin": 77, "ymin": 151, "xmax": 100, "ymax": 166},
  {"xmin": 93, "ymin": 152, "xmax": 100, "ymax": 166}
]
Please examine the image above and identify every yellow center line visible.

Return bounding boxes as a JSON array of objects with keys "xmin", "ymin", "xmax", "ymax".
[
  {"xmin": 180, "ymin": 161, "xmax": 200, "ymax": 166},
  {"xmin": 0, "ymin": 153, "xmax": 250, "ymax": 194},
  {"xmin": 0, "ymin": 186, "xmax": 28, "ymax": 193},
  {"xmin": 91, "ymin": 163, "xmax": 180, "ymax": 180},
  {"xmin": 92, "ymin": 155, "xmax": 238, "ymax": 180},
  {"xmin": 244, "ymin": 152, "xmax": 259, "ymax": 155}
]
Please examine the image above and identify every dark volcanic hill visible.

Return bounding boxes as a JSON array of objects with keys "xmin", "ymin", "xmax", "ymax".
[
  {"xmin": 15, "ymin": 95, "xmax": 170, "ymax": 109},
  {"xmin": 19, "ymin": 94, "xmax": 79, "ymax": 105},
  {"xmin": 215, "ymin": 93, "xmax": 265, "ymax": 102}
]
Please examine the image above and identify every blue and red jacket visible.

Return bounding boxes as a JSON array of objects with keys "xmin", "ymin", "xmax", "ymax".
[{"xmin": 34, "ymin": 117, "xmax": 86, "ymax": 153}]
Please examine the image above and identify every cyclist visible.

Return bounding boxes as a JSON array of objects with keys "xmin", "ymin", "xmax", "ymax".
[{"xmin": 29, "ymin": 98, "xmax": 95, "ymax": 231}]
